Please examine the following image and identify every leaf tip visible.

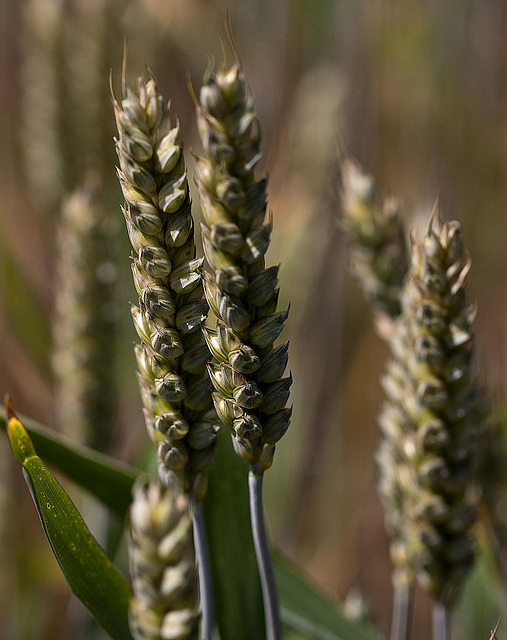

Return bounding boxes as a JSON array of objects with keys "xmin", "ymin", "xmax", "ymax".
[
  {"xmin": 4, "ymin": 398, "xmax": 37, "ymax": 466},
  {"xmin": 4, "ymin": 394, "xmax": 14, "ymax": 421}
]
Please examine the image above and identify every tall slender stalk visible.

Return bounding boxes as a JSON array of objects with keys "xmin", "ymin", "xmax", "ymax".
[
  {"xmin": 249, "ymin": 471, "xmax": 281, "ymax": 640},
  {"xmin": 189, "ymin": 498, "xmax": 215, "ymax": 640},
  {"xmin": 432, "ymin": 602, "xmax": 449, "ymax": 640},
  {"xmin": 194, "ymin": 57, "xmax": 291, "ymax": 639},
  {"xmin": 390, "ymin": 580, "xmax": 412, "ymax": 640}
]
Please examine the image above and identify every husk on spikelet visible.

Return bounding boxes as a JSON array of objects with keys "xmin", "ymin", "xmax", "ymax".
[
  {"xmin": 378, "ymin": 206, "xmax": 485, "ymax": 604},
  {"xmin": 113, "ymin": 70, "xmax": 218, "ymax": 501},
  {"xmin": 194, "ymin": 62, "xmax": 291, "ymax": 474},
  {"xmin": 129, "ymin": 481, "xmax": 199, "ymax": 640}
]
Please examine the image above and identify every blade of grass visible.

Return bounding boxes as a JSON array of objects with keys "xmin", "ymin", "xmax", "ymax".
[
  {"xmin": 0, "ymin": 406, "xmax": 139, "ymax": 519},
  {"xmin": 5, "ymin": 400, "xmax": 133, "ymax": 640},
  {"xmin": 1, "ymin": 408, "xmax": 384, "ymax": 640}
]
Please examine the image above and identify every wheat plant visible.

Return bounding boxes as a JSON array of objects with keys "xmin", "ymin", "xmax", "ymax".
[
  {"xmin": 3, "ymin": 18, "xmax": 507, "ymax": 640},
  {"xmin": 195, "ymin": 58, "xmax": 291, "ymax": 640},
  {"xmin": 112, "ymin": 67, "xmax": 218, "ymax": 638}
]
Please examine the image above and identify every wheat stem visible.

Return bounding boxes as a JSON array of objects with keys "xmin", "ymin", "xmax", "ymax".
[
  {"xmin": 189, "ymin": 498, "xmax": 215, "ymax": 640},
  {"xmin": 390, "ymin": 580, "xmax": 412, "ymax": 640},
  {"xmin": 432, "ymin": 602, "xmax": 450, "ymax": 640},
  {"xmin": 249, "ymin": 470, "xmax": 280, "ymax": 640}
]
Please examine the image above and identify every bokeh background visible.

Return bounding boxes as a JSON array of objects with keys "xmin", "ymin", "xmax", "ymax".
[{"xmin": 2, "ymin": 1, "xmax": 507, "ymax": 638}]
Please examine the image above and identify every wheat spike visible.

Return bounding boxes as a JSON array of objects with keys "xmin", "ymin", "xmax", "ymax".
[
  {"xmin": 194, "ymin": 61, "xmax": 290, "ymax": 474},
  {"xmin": 129, "ymin": 480, "xmax": 199, "ymax": 640},
  {"xmin": 340, "ymin": 157, "xmax": 409, "ymax": 322},
  {"xmin": 52, "ymin": 176, "xmax": 117, "ymax": 451},
  {"xmin": 378, "ymin": 206, "xmax": 484, "ymax": 605},
  {"xmin": 113, "ymin": 70, "xmax": 218, "ymax": 501}
]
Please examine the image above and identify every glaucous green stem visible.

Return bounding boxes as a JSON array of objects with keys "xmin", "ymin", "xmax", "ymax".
[
  {"xmin": 248, "ymin": 469, "xmax": 281, "ymax": 640},
  {"xmin": 432, "ymin": 602, "xmax": 450, "ymax": 640},
  {"xmin": 190, "ymin": 497, "xmax": 215, "ymax": 640},
  {"xmin": 390, "ymin": 581, "xmax": 412, "ymax": 640}
]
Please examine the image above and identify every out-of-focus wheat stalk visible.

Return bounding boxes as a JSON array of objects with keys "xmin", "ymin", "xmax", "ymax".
[
  {"xmin": 62, "ymin": 0, "xmax": 111, "ymax": 186},
  {"xmin": 52, "ymin": 176, "xmax": 117, "ymax": 451}
]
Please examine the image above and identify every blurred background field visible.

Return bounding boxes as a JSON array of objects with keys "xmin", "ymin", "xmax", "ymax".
[{"xmin": 2, "ymin": 1, "xmax": 507, "ymax": 638}]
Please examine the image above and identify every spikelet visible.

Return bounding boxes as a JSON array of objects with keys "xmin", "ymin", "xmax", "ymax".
[
  {"xmin": 194, "ymin": 62, "xmax": 291, "ymax": 474},
  {"xmin": 113, "ymin": 71, "xmax": 218, "ymax": 500},
  {"xmin": 378, "ymin": 206, "xmax": 484, "ymax": 605},
  {"xmin": 52, "ymin": 177, "xmax": 117, "ymax": 451},
  {"xmin": 129, "ymin": 481, "xmax": 199, "ymax": 640},
  {"xmin": 340, "ymin": 158, "xmax": 409, "ymax": 321}
]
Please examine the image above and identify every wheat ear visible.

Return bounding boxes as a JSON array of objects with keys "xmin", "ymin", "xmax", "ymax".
[
  {"xmin": 113, "ymin": 68, "xmax": 217, "ymax": 639},
  {"xmin": 194, "ymin": 59, "xmax": 289, "ymax": 640},
  {"xmin": 378, "ymin": 204, "xmax": 485, "ymax": 639},
  {"xmin": 52, "ymin": 176, "xmax": 117, "ymax": 451},
  {"xmin": 340, "ymin": 157, "xmax": 409, "ymax": 328},
  {"xmin": 129, "ymin": 480, "xmax": 199, "ymax": 640}
]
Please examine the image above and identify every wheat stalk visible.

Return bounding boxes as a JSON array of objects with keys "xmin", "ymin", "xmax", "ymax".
[
  {"xmin": 113, "ymin": 68, "xmax": 217, "ymax": 501},
  {"xmin": 21, "ymin": 0, "xmax": 65, "ymax": 211},
  {"xmin": 113, "ymin": 67, "xmax": 218, "ymax": 638},
  {"xmin": 194, "ymin": 56, "xmax": 290, "ymax": 640}
]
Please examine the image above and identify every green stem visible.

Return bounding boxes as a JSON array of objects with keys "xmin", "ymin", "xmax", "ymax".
[
  {"xmin": 248, "ymin": 469, "xmax": 281, "ymax": 640},
  {"xmin": 390, "ymin": 580, "xmax": 412, "ymax": 640},
  {"xmin": 432, "ymin": 602, "xmax": 450, "ymax": 640},
  {"xmin": 190, "ymin": 498, "xmax": 215, "ymax": 640}
]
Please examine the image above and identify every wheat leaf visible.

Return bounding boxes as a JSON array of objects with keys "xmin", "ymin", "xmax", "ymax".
[
  {"xmin": 0, "ymin": 407, "xmax": 139, "ymax": 519},
  {"xmin": 5, "ymin": 401, "xmax": 134, "ymax": 640}
]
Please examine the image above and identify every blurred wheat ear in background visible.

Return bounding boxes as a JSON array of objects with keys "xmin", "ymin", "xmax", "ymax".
[
  {"xmin": 52, "ymin": 176, "xmax": 118, "ymax": 451},
  {"xmin": 340, "ymin": 157, "xmax": 409, "ymax": 332},
  {"xmin": 378, "ymin": 208, "xmax": 485, "ymax": 640}
]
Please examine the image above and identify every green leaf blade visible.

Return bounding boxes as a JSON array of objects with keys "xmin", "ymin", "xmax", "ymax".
[
  {"xmin": 0, "ymin": 407, "xmax": 139, "ymax": 519},
  {"xmin": 7, "ymin": 407, "xmax": 134, "ymax": 640}
]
